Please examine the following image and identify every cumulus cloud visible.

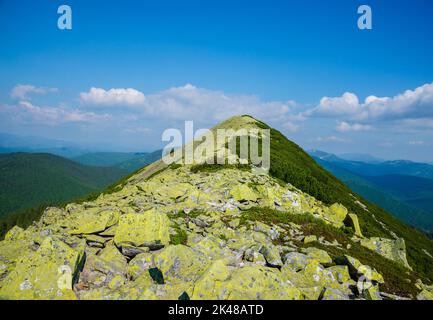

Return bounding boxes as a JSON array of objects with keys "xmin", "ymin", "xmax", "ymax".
[
  {"xmin": 80, "ymin": 87, "xmax": 146, "ymax": 106},
  {"xmin": 17, "ymin": 101, "xmax": 110, "ymax": 124},
  {"xmin": 11, "ymin": 84, "xmax": 58, "ymax": 100},
  {"xmin": 305, "ymin": 82, "xmax": 433, "ymax": 126},
  {"xmin": 336, "ymin": 121, "xmax": 372, "ymax": 132},
  {"xmin": 80, "ymin": 84, "xmax": 299, "ymax": 128},
  {"xmin": 306, "ymin": 92, "xmax": 360, "ymax": 117}
]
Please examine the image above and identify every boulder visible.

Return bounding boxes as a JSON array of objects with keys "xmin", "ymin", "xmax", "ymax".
[
  {"xmin": 68, "ymin": 208, "xmax": 119, "ymax": 235},
  {"xmin": 79, "ymin": 244, "xmax": 127, "ymax": 289},
  {"xmin": 0, "ymin": 236, "xmax": 85, "ymax": 299},
  {"xmin": 345, "ymin": 213, "xmax": 363, "ymax": 238},
  {"xmin": 259, "ymin": 245, "xmax": 283, "ymax": 267},
  {"xmin": 223, "ymin": 265, "xmax": 302, "ymax": 300},
  {"xmin": 325, "ymin": 203, "xmax": 348, "ymax": 227},
  {"xmin": 230, "ymin": 184, "xmax": 258, "ymax": 202},
  {"xmin": 336, "ymin": 255, "xmax": 384, "ymax": 284},
  {"xmin": 127, "ymin": 253, "xmax": 154, "ymax": 280},
  {"xmin": 303, "ymin": 235, "xmax": 317, "ymax": 244},
  {"xmin": 301, "ymin": 247, "xmax": 332, "ymax": 266},
  {"xmin": 360, "ymin": 237, "xmax": 411, "ymax": 269},
  {"xmin": 114, "ymin": 209, "xmax": 170, "ymax": 249},
  {"xmin": 153, "ymin": 245, "xmax": 210, "ymax": 283}
]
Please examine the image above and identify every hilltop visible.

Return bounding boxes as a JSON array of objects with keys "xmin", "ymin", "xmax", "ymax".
[{"xmin": 0, "ymin": 116, "xmax": 432, "ymax": 300}]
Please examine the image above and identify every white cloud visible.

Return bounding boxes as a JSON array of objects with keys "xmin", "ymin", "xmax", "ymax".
[
  {"xmin": 305, "ymin": 82, "xmax": 433, "ymax": 127},
  {"xmin": 409, "ymin": 140, "xmax": 424, "ymax": 145},
  {"xmin": 307, "ymin": 92, "xmax": 360, "ymax": 117},
  {"xmin": 79, "ymin": 84, "xmax": 299, "ymax": 128},
  {"xmin": 316, "ymin": 135, "xmax": 347, "ymax": 143},
  {"xmin": 17, "ymin": 101, "xmax": 109, "ymax": 124},
  {"xmin": 80, "ymin": 87, "xmax": 146, "ymax": 106},
  {"xmin": 11, "ymin": 84, "xmax": 58, "ymax": 100},
  {"xmin": 336, "ymin": 121, "xmax": 372, "ymax": 132}
]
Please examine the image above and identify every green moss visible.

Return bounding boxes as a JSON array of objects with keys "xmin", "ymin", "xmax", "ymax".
[{"xmin": 170, "ymin": 227, "xmax": 188, "ymax": 245}]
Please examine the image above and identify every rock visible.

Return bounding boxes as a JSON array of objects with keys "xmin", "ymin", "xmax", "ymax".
[
  {"xmin": 360, "ymin": 237, "xmax": 411, "ymax": 269},
  {"xmin": 380, "ymin": 292, "xmax": 411, "ymax": 300},
  {"xmin": 79, "ymin": 244, "xmax": 127, "ymax": 289},
  {"xmin": 228, "ymin": 218, "xmax": 240, "ymax": 229},
  {"xmin": 259, "ymin": 245, "xmax": 283, "ymax": 267},
  {"xmin": 153, "ymin": 245, "xmax": 210, "ymax": 283},
  {"xmin": 301, "ymin": 247, "xmax": 332, "ymax": 266},
  {"xmin": 345, "ymin": 213, "xmax": 363, "ymax": 238},
  {"xmin": 416, "ymin": 283, "xmax": 433, "ymax": 300},
  {"xmin": 127, "ymin": 253, "xmax": 154, "ymax": 280},
  {"xmin": 4, "ymin": 226, "xmax": 25, "ymax": 241},
  {"xmin": 282, "ymin": 252, "xmax": 312, "ymax": 272},
  {"xmin": 121, "ymin": 244, "xmax": 150, "ymax": 258},
  {"xmin": 282, "ymin": 259, "xmax": 327, "ymax": 289},
  {"xmin": 192, "ymin": 260, "xmax": 233, "ymax": 299},
  {"xmin": 223, "ymin": 265, "xmax": 302, "ymax": 300},
  {"xmin": 230, "ymin": 184, "xmax": 258, "ymax": 202},
  {"xmin": 323, "ymin": 266, "xmax": 351, "ymax": 284},
  {"xmin": 336, "ymin": 255, "xmax": 384, "ymax": 284},
  {"xmin": 303, "ymin": 235, "xmax": 317, "ymax": 244},
  {"xmin": 321, "ymin": 287, "xmax": 350, "ymax": 300},
  {"xmin": 244, "ymin": 248, "xmax": 266, "ymax": 265},
  {"xmin": 68, "ymin": 208, "xmax": 119, "ymax": 235},
  {"xmin": 114, "ymin": 209, "xmax": 170, "ymax": 249},
  {"xmin": 0, "ymin": 237, "xmax": 85, "ymax": 299},
  {"xmin": 364, "ymin": 284, "xmax": 382, "ymax": 300},
  {"xmin": 325, "ymin": 203, "xmax": 348, "ymax": 227}
]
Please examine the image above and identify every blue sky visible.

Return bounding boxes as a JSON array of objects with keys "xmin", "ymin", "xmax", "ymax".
[{"xmin": 0, "ymin": 0, "xmax": 433, "ymax": 161}]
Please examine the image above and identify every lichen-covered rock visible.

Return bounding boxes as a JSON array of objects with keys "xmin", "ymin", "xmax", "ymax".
[
  {"xmin": 223, "ymin": 265, "xmax": 302, "ymax": 300},
  {"xmin": 259, "ymin": 244, "xmax": 282, "ymax": 267},
  {"xmin": 325, "ymin": 203, "xmax": 348, "ymax": 227},
  {"xmin": 360, "ymin": 237, "xmax": 411, "ymax": 269},
  {"xmin": 416, "ymin": 282, "xmax": 433, "ymax": 300},
  {"xmin": 303, "ymin": 235, "xmax": 317, "ymax": 244},
  {"xmin": 230, "ymin": 184, "xmax": 258, "ymax": 202},
  {"xmin": 0, "ymin": 236, "xmax": 85, "ymax": 299},
  {"xmin": 68, "ymin": 208, "xmax": 119, "ymax": 235},
  {"xmin": 153, "ymin": 245, "xmax": 210, "ymax": 283},
  {"xmin": 346, "ymin": 213, "xmax": 363, "ymax": 237},
  {"xmin": 114, "ymin": 209, "xmax": 170, "ymax": 249},
  {"xmin": 301, "ymin": 247, "xmax": 332, "ymax": 266},
  {"xmin": 79, "ymin": 244, "xmax": 127, "ymax": 289},
  {"xmin": 321, "ymin": 287, "xmax": 350, "ymax": 300},
  {"xmin": 336, "ymin": 255, "xmax": 384, "ymax": 284}
]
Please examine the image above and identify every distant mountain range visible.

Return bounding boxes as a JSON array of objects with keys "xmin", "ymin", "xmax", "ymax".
[
  {"xmin": 0, "ymin": 153, "xmax": 129, "ymax": 220},
  {"xmin": 0, "ymin": 132, "xmax": 91, "ymax": 158},
  {"xmin": 309, "ymin": 150, "xmax": 433, "ymax": 233},
  {"xmin": 73, "ymin": 150, "xmax": 162, "ymax": 172}
]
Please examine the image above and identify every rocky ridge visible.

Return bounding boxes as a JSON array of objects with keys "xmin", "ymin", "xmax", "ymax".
[{"xmin": 0, "ymin": 115, "xmax": 432, "ymax": 300}]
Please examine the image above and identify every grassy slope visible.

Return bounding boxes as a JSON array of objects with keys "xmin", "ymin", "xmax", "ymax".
[
  {"xmin": 253, "ymin": 121, "xmax": 433, "ymax": 285},
  {"xmin": 0, "ymin": 152, "xmax": 128, "ymax": 219}
]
